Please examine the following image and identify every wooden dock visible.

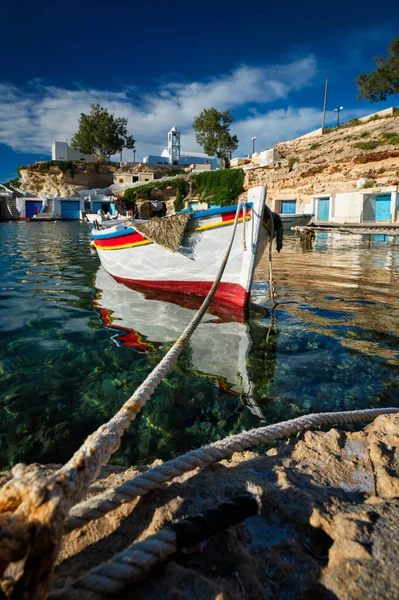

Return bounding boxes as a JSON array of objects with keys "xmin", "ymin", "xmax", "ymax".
[{"xmin": 292, "ymin": 223, "xmax": 399, "ymax": 236}]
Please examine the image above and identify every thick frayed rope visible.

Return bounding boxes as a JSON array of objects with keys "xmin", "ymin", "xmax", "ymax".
[
  {"xmin": 50, "ymin": 489, "xmax": 261, "ymax": 599},
  {"xmin": 64, "ymin": 407, "xmax": 399, "ymax": 531},
  {"xmin": 0, "ymin": 200, "xmax": 247, "ymax": 598}
]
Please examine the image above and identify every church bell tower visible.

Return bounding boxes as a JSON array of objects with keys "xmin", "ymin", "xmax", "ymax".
[{"xmin": 167, "ymin": 126, "xmax": 181, "ymax": 164}]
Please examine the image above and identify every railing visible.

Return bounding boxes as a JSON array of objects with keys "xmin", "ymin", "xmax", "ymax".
[{"xmin": 114, "ymin": 196, "xmax": 127, "ymax": 216}]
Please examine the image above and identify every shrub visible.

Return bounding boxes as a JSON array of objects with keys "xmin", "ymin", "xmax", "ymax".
[
  {"xmin": 309, "ymin": 143, "xmax": 321, "ymax": 150},
  {"xmin": 173, "ymin": 180, "xmax": 186, "ymax": 212},
  {"xmin": 344, "ymin": 118, "xmax": 361, "ymax": 128},
  {"xmin": 30, "ymin": 160, "xmax": 78, "ymax": 178},
  {"xmin": 352, "ymin": 141, "xmax": 380, "ymax": 150},
  {"xmin": 359, "ymin": 132, "xmax": 370, "ymax": 138},
  {"xmin": 190, "ymin": 169, "xmax": 245, "ymax": 206},
  {"xmin": 287, "ymin": 156, "xmax": 299, "ymax": 170},
  {"xmin": 2, "ymin": 177, "xmax": 21, "ymax": 189},
  {"xmin": 381, "ymin": 132, "xmax": 399, "ymax": 144},
  {"xmin": 123, "ymin": 177, "xmax": 189, "ymax": 210}
]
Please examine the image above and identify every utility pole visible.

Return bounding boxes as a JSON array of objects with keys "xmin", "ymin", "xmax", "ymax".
[
  {"xmin": 321, "ymin": 79, "xmax": 328, "ymax": 130},
  {"xmin": 133, "ymin": 149, "xmax": 136, "ymax": 162},
  {"xmin": 251, "ymin": 136, "xmax": 256, "ymax": 155}
]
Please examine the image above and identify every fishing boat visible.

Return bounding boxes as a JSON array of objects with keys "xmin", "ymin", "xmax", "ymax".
[
  {"xmin": 93, "ymin": 266, "xmax": 265, "ymax": 419},
  {"xmin": 91, "ymin": 186, "xmax": 276, "ymax": 308},
  {"xmin": 279, "ymin": 213, "xmax": 313, "ymax": 230}
]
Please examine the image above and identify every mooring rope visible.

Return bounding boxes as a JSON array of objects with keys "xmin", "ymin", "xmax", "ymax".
[
  {"xmin": 51, "ymin": 490, "xmax": 261, "ymax": 599},
  {"xmin": 64, "ymin": 407, "xmax": 398, "ymax": 531},
  {"xmin": 0, "ymin": 200, "xmax": 246, "ymax": 598},
  {"xmin": 265, "ymin": 206, "xmax": 277, "ymax": 305},
  {"xmin": 242, "ymin": 200, "xmax": 247, "ymax": 251},
  {"xmin": 58, "ymin": 199, "xmax": 245, "ymax": 504}
]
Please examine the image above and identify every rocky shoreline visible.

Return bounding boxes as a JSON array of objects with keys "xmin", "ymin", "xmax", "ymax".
[{"xmin": 1, "ymin": 414, "xmax": 398, "ymax": 599}]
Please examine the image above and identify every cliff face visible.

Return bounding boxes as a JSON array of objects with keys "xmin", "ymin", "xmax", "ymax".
[
  {"xmin": 18, "ymin": 162, "xmax": 186, "ymax": 199},
  {"xmin": 245, "ymin": 116, "xmax": 399, "ymax": 211},
  {"xmin": 18, "ymin": 162, "xmax": 117, "ymax": 198}
]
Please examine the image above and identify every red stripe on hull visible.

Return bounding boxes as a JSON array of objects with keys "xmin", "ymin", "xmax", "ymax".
[
  {"xmin": 221, "ymin": 210, "xmax": 243, "ymax": 222},
  {"xmin": 95, "ymin": 231, "xmax": 146, "ymax": 248},
  {"xmin": 112, "ymin": 276, "xmax": 249, "ymax": 308}
]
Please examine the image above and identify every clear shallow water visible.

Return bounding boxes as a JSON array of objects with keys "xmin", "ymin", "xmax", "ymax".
[{"xmin": 1, "ymin": 222, "xmax": 398, "ymax": 470}]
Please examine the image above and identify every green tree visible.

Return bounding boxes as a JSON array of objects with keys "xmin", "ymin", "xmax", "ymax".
[
  {"xmin": 71, "ymin": 104, "xmax": 135, "ymax": 161},
  {"xmin": 193, "ymin": 108, "xmax": 239, "ymax": 169},
  {"xmin": 357, "ymin": 35, "xmax": 399, "ymax": 102}
]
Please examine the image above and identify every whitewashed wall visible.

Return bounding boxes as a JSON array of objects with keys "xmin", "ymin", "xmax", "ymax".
[
  {"xmin": 52, "ymin": 142, "xmax": 95, "ymax": 162},
  {"xmin": 330, "ymin": 192, "xmax": 363, "ymax": 223}
]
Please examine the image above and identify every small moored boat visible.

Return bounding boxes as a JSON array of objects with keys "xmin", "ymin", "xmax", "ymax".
[
  {"xmin": 90, "ymin": 186, "xmax": 277, "ymax": 308},
  {"xmin": 279, "ymin": 213, "xmax": 313, "ymax": 230}
]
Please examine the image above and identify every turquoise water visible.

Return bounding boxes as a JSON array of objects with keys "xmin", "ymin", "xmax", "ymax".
[{"xmin": 1, "ymin": 222, "xmax": 398, "ymax": 470}]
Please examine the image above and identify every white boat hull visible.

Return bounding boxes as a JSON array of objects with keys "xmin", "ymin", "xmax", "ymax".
[
  {"xmin": 93, "ymin": 267, "xmax": 253, "ymax": 398},
  {"xmin": 91, "ymin": 187, "xmax": 270, "ymax": 308}
]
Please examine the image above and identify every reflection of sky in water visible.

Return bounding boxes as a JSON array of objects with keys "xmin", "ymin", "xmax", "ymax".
[{"xmin": 1, "ymin": 223, "xmax": 398, "ymax": 470}]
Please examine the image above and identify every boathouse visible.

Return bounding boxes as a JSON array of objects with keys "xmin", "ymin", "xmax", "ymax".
[{"xmin": 307, "ymin": 185, "xmax": 398, "ymax": 224}]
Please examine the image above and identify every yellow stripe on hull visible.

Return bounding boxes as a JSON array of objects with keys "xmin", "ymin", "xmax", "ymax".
[{"xmin": 94, "ymin": 215, "xmax": 252, "ymax": 251}]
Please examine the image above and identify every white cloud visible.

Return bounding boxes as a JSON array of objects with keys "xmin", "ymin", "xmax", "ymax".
[{"xmin": 0, "ymin": 57, "xmax": 319, "ymax": 161}]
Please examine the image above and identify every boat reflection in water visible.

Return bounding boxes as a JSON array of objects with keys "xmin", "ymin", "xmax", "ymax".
[{"xmin": 93, "ymin": 266, "xmax": 268, "ymax": 421}]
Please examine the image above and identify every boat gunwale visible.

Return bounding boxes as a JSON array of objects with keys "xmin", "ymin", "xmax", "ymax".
[{"xmin": 91, "ymin": 202, "xmax": 254, "ymax": 240}]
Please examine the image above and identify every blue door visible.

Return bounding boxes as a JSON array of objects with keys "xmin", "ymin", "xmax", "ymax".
[
  {"xmin": 92, "ymin": 202, "xmax": 111, "ymax": 214},
  {"xmin": 280, "ymin": 200, "xmax": 296, "ymax": 214},
  {"xmin": 318, "ymin": 198, "xmax": 330, "ymax": 221},
  {"xmin": 25, "ymin": 201, "xmax": 43, "ymax": 217},
  {"xmin": 375, "ymin": 194, "xmax": 391, "ymax": 221},
  {"xmin": 61, "ymin": 201, "xmax": 80, "ymax": 219}
]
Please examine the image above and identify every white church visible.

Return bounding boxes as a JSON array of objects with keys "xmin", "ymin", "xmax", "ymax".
[{"xmin": 143, "ymin": 127, "xmax": 218, "ymax": 169}]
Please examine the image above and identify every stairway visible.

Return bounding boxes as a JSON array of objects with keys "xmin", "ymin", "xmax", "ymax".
[
  {"xmin": 32, "ymin": 198, "xmax": 56, "ymax": 220},
  {"xmin": 114, "ymin": 197, "xmax": 127, "ymax": 216},
  {"xmin": 9, "ymin": 195, "xmax": 21, "ymax": 219}
]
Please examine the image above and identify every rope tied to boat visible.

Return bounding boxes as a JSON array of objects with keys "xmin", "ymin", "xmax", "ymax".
[
  {"xmin": 0, "ymin": 201, "xmax": 245, "ymax": 598},
  {"xmin": 242, "ymin": 199, "xmax": 247, "ymax": 251}
]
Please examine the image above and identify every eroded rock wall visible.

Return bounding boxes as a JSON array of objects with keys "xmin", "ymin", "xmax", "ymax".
[{"xmin": 245, "ymin": 116, "xmax": 399, "ymax": 211}]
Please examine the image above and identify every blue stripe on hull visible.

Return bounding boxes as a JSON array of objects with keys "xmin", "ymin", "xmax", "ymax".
[{"xmin": 91, "ymin": 202, "xmax": 253, "ymax": 240}]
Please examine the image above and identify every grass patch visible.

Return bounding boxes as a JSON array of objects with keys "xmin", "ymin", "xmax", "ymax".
[
  {"xmin": 342, "ymin": 118, "xmax": 361, "ymax": 128},
  {"xmin": 381, "ymin": 132, "xmax": 399, "ymax": 145},
  {"xmin": 359, "ymin": 132, "xmax": 370, "ymax": 138},
  {"xmin": 352, "ymin": 141, "xmax": 380, "ymax": 150},
  {"xmin": 309, "ymin": 143, "xmax": 321, "ymax": 150},
  {"xmin": 287, "ymin": 156, "xmax": 299, "ymax": 170}
]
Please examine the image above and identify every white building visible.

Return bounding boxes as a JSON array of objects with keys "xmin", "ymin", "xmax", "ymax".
[
  {"xmin": 112, "ymin": 172, "xmax": 155, "ymax": 185},
  {"xmin": 305, "ymin": 186, "xmax": 399, "ymax": 224},
  {"xmin": 52, "ymin": 141, "xmax": 95, "ymax": 162},
  {"xmin": 143, "ymin": 127, "xmax": 218, "ymax": 169}
]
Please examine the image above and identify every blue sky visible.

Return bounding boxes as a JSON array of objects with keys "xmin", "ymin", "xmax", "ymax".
[{"xmin": 0, "ymin": 0, "xmax": 398, "ymax": 182}]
